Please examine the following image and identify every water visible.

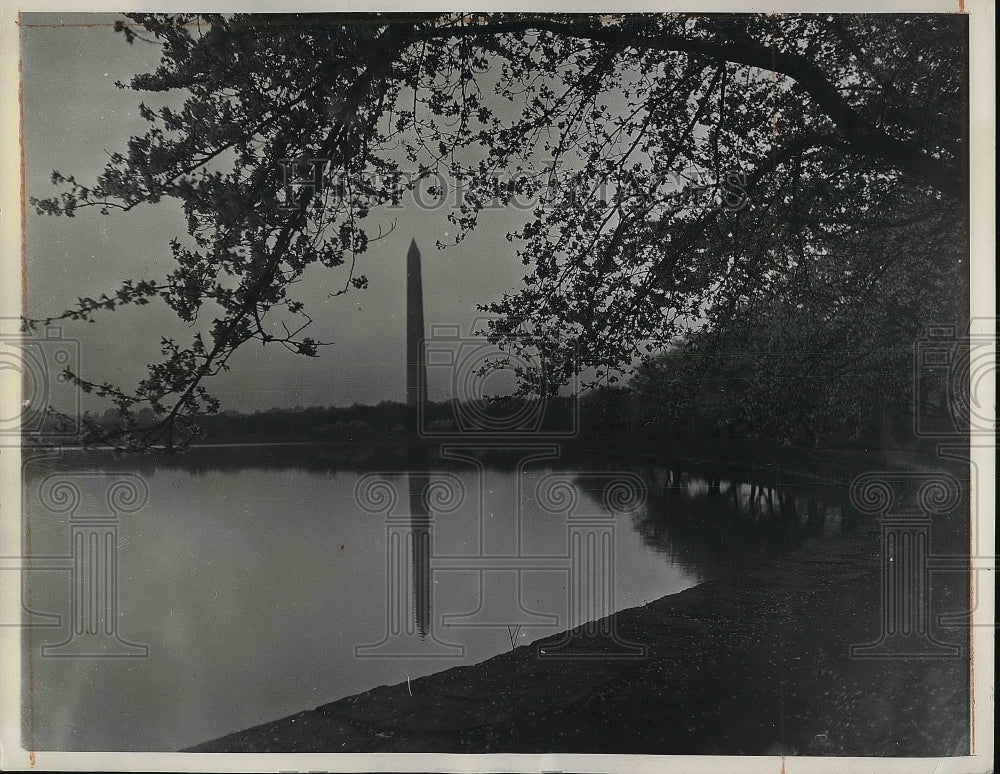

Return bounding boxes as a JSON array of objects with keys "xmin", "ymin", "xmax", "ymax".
[{"xmin": 19, "ymin": 446, "xmax": 854, "ymax": 751}]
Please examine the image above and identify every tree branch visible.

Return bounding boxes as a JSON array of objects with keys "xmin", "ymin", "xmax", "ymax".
[{"xmin": 410, "ymin": 17, "xmax": 961, "ymax": 197}]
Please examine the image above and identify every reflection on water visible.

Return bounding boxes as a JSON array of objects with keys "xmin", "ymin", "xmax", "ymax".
[
  {"xmin": 408, "ymin": 473, "xmax": 431, "ymax": 638},
  {"xmin": 632, "ymin": 466, "xmax": 857, "ymax": 573},
  {"xmin": 20, "ymin": 446, "xmax": 855, "ymax": 751}
]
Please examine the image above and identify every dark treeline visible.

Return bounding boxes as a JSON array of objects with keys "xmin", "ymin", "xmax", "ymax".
[
  {"xmin": 182, "ymin": 380, "xmax": 916, "ymax": 450},
  {"xmin": 24, "ymin": 374, "xmax": 920, "ymax": 452},
  {"xmin": 24, "ymin": 319, "xmax": 952, "ymax": 453}
]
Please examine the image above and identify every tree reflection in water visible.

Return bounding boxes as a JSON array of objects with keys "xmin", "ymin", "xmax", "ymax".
[{"xmin": 624, "ymin": 466, "xmax": 858, "ymax": 583}]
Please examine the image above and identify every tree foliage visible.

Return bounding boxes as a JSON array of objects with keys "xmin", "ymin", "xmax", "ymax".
[{"xmin": 28, "ymin": 12, "xmax": 967, "ymax": 450}]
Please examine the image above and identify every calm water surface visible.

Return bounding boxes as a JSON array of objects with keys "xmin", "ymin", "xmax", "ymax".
[{"xmin": 21, "ymin": 446, "xmax": 854, "ymax": 750}]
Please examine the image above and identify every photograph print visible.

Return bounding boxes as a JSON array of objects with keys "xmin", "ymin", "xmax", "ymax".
[{"xmin": 1, "ymin": 5, "xmax": 994, "ymax": 772}]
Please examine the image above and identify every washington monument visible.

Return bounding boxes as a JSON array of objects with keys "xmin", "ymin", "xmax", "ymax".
[
  {"xmin": 405, "ymin": 238, "xmax": 431, "ymax": 637},
  {"xmin": 405, "ymin": 238, "xmax": 428, "ymax": 422}
]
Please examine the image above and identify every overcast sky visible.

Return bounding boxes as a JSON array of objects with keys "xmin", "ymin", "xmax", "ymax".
[{"xmin": 21, "ymin": 13, "xmax": 536, "ymax": 412}]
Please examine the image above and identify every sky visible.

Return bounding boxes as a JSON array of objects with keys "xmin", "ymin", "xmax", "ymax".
[{"xmin": 20, "ymin": 13, "xmax": 538, "ymax": 412}]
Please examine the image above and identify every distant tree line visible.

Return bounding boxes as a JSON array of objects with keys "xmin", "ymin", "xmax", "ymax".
[{"xmin": 23, "ymin": 354, "xmax": 916, "ymax": 450}]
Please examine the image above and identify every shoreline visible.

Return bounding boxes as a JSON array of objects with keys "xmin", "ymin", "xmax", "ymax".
[{"xmin": 188, "ymin": 453, "xmax": 970, "ymax": 755}]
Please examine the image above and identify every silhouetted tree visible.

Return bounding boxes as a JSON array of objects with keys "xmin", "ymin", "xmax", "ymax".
[{"xmin": 29, "ymin": 13, "xmax": 966, "ymax": 449}]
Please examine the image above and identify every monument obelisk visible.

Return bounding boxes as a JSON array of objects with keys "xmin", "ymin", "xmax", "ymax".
[
  {"xmin": 405, "ymin": 238, "xmax": 428, "ymax": 431},
  {"xmin": 405, "ymin": 238, "xmax": 431, "ymax": 637}
]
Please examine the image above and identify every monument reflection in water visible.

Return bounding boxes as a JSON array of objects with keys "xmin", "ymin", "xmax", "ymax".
[{"xmin": 408, "ymin": 471, "xmax": 432, "ymax": 638}]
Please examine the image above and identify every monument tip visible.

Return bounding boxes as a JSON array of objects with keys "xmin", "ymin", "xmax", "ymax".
[{"xmin": 408, "ymin": 238, "xmax": 420, "ymax": 258}]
